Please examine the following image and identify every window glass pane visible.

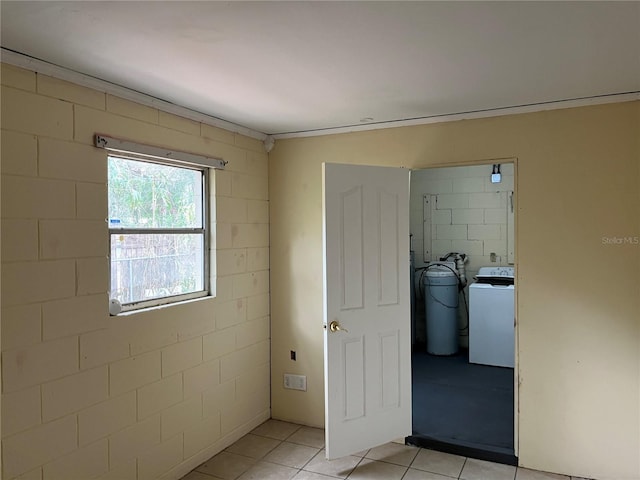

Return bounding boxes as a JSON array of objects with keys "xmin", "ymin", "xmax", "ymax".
[
  {"xmin": 108, "ymin": 156, "xmax": 203, "ymax": 229},
  {"xmin": 110, "ymin": 233, "xmax": 204, "ymax": 304}
]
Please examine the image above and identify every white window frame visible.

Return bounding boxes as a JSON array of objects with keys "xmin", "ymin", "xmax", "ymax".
[{"xmin": 96, "ymin": 135, "xmax": 225, "ymax": 313}]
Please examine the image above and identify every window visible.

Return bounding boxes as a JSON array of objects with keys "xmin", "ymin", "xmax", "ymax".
[{"xmin": 108, "ymin": 155, "xmax": 209, "ymax": 311}]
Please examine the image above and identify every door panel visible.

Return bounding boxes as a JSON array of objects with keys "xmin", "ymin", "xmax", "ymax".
[
  {"xmin": 380, "ymin": 330, "xmax": 400, "ymax": 408},
  {"xmin": 323, "ymin": 163, "xmax": 411, "ymax": 459},
  {"xmin": 340, "ymin": 186, "xmax": 364, "ymax": 309},
  {"xmin": 378, "ymin": 189, "xmax": 400, "ymax": 305},
  {"xmin": 343, "ymin": 337, "xmax": 365, "ymax": 420}
]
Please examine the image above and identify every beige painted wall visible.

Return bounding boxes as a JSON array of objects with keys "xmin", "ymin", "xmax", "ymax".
[
  {"xmin": 269, "ymin": 101, "xmax": 640, "ymax": 480},
  {"xmin": 0, "ymin": 64, "xmax": 270, "ymax": 480}
]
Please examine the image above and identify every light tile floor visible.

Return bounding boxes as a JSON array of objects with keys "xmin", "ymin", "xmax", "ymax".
[{"xmin": 181, "ymin": 420, "xmax": 592, "ymax": 480}]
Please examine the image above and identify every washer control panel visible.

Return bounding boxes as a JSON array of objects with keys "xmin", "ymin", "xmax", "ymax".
[{"xmin": 477, "ymin": 266, "xmax": 514, "ymax": 278}]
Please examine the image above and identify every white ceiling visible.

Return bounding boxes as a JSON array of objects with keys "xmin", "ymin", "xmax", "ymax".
[{"xmin": 1, "ymin": 1, "xmax": 639, "ymax": 136}]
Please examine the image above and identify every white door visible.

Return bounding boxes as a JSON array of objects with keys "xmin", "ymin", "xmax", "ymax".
[{"xmin": 323, "ymin": 163, "xmax": 412, "ymax": 459}]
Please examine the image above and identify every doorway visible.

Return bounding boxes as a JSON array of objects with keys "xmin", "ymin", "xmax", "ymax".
[{"xmin": 406, "ymin": 161, "xmax": 517, "ymax": 465}]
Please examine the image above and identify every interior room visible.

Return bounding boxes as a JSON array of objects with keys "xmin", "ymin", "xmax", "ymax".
[
  {"xmin": 409, "ymin": 163, "xmax": 516, "ymax": 463},
  {"xmin": 1, "ymin": 3, "xmax": 638, "ymax": 480}
]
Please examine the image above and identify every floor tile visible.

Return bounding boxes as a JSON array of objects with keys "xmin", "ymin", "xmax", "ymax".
[
  {"xmin": 236, "ymin": 460, "xmax": 299, "ymax": 480},
  {"xmin": 182, "ymin": 471, "xmax": 222, "ymax": 480},
  {"xmin": 365, "ymin": 442, "xmax": 419, "ymax": 466},
  {"xmin": 178, "ymin": 420, "xmax": 588, "ymax": 480},
  {"xmin": 225, "ymin": 433, "xmax": 281, "ymax": 459},
  {"xmin": 403, "ymin": 469, "xmax": 457, "ymax": 480},
  {"xmin": 293, "ymin": 471, "xmax": 339, "ymax": 480},
  {"xmin": 352, "ymin": 449, "xmax": 370, "ymax": 457},
  {"xmin": 411, "ymin": 449, "xmax": 466, "ymax": 478},
  {"xmin": 287, "ymin": 426, "xmax": 326, "ymax": 448},
  {"xmin": 460, "ymin": 458, "xmax": 516, "ymax": 480},
  {"xmin": 516, "ymin": 468, "xmax": 570, "ymax": 480},
  {"xmin": 252, "ymin": 419, "xmax": 302, "ymax": 440},
  {"xmin": 195, "ymin": 451, "xmax": 256, "ymax": 479},
  {"xmin": 264, "ymin": 441, "xmax": 320, "ymax": 469},
  {"xmin": 347, "ymin": 458, "xmax": 408, "ymax": 479},
  {"xmin": 303, "ymin": 449, "xmax": 361, "ymax": 478}
]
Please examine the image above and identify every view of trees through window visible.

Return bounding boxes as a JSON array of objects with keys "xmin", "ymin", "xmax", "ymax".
[{"xmin": 108, "ymin": 156, "xmax": 206, "ymax": 306}]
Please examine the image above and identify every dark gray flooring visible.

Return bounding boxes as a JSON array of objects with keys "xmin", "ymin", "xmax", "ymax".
[{"xmin": 412, "ymin": 349, "xmax": 514, "ymax": 453}]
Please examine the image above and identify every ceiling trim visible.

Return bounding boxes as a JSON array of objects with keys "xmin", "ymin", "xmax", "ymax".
[
  {"xmin": 2, "ymin": 48, "xmax": 637, "ymax": 142},
  {"xmin": 272, "ymin": 92, "xmax": 640, "ymax": 139},
  {"xmin": 1, "ymin": 48, "xmax": 268, "ymax": 141}
]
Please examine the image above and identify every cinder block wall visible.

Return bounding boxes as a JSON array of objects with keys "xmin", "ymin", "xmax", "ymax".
[
  {"xmin": 410, "ymin": 163, "xmax": 515, "ymax": 270},
  {"xmin": 1, "ymin": 63, "xmax": 270, "ymax": 480}
]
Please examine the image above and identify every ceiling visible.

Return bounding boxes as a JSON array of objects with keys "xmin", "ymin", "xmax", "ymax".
[{"xmin": 1, "ymin": 1, "xmax": 639, "ymax": 136}]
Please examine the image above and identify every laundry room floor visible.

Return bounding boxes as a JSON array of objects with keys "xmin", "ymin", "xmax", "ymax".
[
  {"xmin": 179, "ymin": 419, "xmax": 590, "ymax": 480},
  {"xmin": 411, "ymin": 349, "xmax": 514, "ymax": 454}
]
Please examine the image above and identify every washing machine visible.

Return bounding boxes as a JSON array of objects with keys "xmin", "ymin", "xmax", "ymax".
[{"xmin": 469, "ymin": 266, "xmax": 515, "ymax": 368}]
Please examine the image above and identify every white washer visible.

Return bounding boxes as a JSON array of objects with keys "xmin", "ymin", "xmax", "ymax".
[{"xmin": 469, "ymin": 267, "xmax": 515, "ymax": 368}]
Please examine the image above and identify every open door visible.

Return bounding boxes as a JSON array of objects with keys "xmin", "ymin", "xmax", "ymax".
[{"xmin": 322, "ymin": 163, "xmax": 412, "ymax": 459}]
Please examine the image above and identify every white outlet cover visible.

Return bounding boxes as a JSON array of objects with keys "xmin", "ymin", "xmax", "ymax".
[{"xmin": 284, "ymin": 374, "xmax": 307, "ymax": 391}]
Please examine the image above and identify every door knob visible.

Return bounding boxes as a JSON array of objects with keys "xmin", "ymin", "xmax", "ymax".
[{"xmin": 329, "ymin": 320, "xmax": 348, "ymax": 333}]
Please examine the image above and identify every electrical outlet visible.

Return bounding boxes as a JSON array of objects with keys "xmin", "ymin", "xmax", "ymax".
[{"xmin": 284, "ymin": 374, "xmax": 307, "ymax": 391}]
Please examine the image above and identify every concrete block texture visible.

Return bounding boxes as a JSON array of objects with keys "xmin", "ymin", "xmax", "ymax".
[{"xmin": 0, "ymin": 64, "xmax": 269, "ymax": 480}]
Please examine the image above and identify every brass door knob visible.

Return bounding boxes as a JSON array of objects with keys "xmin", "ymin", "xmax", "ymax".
[{"xmin": 329, "ymin": 320, "xmax": 348, "ymax": 333}]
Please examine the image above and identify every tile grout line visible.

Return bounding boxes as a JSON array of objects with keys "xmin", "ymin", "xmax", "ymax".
[
  {"xmin": 344, "ymin": 454, "xmax": 367, "ymax": 479},
  {"xmin": 458, "ymin": 456, "xmax": 468, "ymax": 479},
  {"xmin": 189, "ymin": 421, "xmax": 556, "ymax": 480}
]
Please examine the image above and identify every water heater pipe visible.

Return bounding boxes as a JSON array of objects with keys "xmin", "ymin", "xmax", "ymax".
[
  {"xmin": 440, "ymin": 252, "xmax": 468, "ymax": 289},
  {"xmin": 455, "ymin": 254, "xmax": 468, "ymax": 289}
]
